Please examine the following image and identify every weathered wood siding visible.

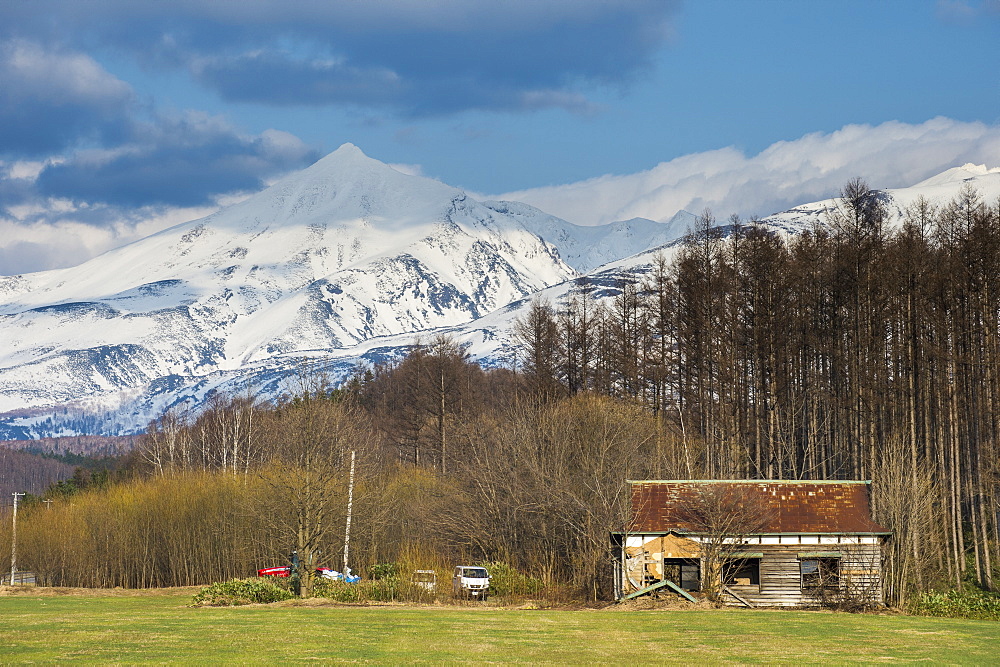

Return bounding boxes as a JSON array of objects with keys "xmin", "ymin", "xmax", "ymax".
[
  {"xmin": 621, "ymin": 532, "xmax": 885, "ymax": 607},
  {"xmin": 725, "ymin": 542, "xmax": 883, "ymax": 607}
]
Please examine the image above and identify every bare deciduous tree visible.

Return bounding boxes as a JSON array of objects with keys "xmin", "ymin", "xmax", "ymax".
[
  {"xmin": 254, "ymin": 386, "xmax": 376, "ymax": 597},
  {"xmin": 674, "ymin": 484, "xmax": 774, "ymax": 602}
]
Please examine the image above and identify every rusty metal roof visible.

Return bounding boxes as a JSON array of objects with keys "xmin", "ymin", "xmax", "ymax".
[{"xmin": 629, "ymin": 480, "xmax": 890, "ymax": 534}]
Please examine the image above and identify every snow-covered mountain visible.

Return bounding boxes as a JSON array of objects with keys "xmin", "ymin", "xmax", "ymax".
[
  {"xmin": 0, "ymin": 145, "xmax": 680, "ymax": 437},
  {"xmin": 760, "ymin": 163, "xmax": 1000, "ymax": 232},
  {"xmin": 487, "ymin": 202, "xmax": 697, "ymax": 273},
  {"xmin": 1, "ymin": 150, "xmax": 998, "ymax": 439}
]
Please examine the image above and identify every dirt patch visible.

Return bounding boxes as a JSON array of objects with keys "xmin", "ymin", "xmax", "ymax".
[{"xmin": 606, "ymin": 596, "xmax": 714, "ymax": 612}]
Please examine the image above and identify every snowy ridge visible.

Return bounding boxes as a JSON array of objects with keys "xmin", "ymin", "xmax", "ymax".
[
  {"xmin": 1, "ymin": 150, "xmax": 998, "ymax": 439},
  {"xmin": 484, "ymin": 201, "xmax": 697, "ymax": 273},
  {"xmin": 760, "ymin": 163, "xmax": 1000, "ymax": 232}
]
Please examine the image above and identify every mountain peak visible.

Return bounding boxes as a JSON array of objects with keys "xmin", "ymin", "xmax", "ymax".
[
  {"xmin": 229, "ymin": 142, "xmax": 461, "ymax": 230},
  {"xmin": 334, "ymin": 141, "xmax": 362, "ymax": 153},
  {"xmin": 320, "ymin": 142, "xmax": 368, "ymax": 162},
  {"xmin": 278, "ymin": 142, "xmax": 446, "ymax": 194},
  {"xmin": 297, "ymin": 142, "xmax": 386, "ymax": 176}
]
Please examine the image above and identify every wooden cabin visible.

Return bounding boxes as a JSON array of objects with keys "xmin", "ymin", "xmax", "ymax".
[{"xmin": 611, "ymin": 480, "xmax": 890, "ymax": 607}]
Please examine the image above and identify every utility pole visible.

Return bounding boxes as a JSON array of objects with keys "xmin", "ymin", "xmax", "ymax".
[
  {"xmin": 342, "ymin": 450, "xmax": 356, "ymax": 574},
  {"xmin": 10, "ymin": 492, "xmax": 24, "ymax": 586}
]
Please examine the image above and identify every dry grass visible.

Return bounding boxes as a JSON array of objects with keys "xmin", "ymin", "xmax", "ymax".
[{"xmin": 0, "ymin": 584, "xmax": 200, "ymax": 597}]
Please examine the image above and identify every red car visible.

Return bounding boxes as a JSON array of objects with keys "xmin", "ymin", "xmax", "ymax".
[
  {"xmin": 257, "ymin": 566, "xmax": 338, "ymax": 578},
  {"xmin": 257, "ymin": 566, "xmax": 292, "ymax": 577}
]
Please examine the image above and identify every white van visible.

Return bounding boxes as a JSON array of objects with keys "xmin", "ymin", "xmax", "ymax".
[{"xmin": 452, "ymin": 566, "xmax": 490, "ymax": 599}]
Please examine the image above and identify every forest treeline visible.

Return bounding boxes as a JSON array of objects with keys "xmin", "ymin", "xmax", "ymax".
[
  {"xmin": 0, "ymin": 434, "xmax": 138, "ymax": 496},
  {"xmin": 4, "ymin": 389, "xmax": 670, "ymax": 599},
  {"xmin": 1, "ymin": 434, "xmax": 140, "ymax": 457},
  {"xmin": 0, "ymin": 449, "xmax": 75, "ymax": 497},
  {"xmin": 1, "ymin": 180, "xmax": 998, "ymax": 604}
]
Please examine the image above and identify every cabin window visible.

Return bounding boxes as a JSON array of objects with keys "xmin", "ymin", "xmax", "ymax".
[
  {"xmin": 662, "ymin": 558, "xmax": 701, "ymax": 591},
  {"xmin": 800, "ymin": 557, "xmax": 840, "ymax": 590},
  {"xmin": 680, "ymin": 562, "xmax": 700, "ymax": 591},
  {"xmin": 723, "ymin": 558, "xmax": 761, "ymax": 587}
]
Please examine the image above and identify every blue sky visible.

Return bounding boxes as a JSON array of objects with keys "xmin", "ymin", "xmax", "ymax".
[{"xmin": 1, "ymin": 0, "xmax": 998, "ymax": 274}]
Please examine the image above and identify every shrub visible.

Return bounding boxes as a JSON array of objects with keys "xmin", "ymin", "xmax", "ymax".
[
  {"xmin": 369, "ymin": 563, "xmax": 400, "ymax": 580},
  {"xmin": 479, "ymin": 561, "xmax": 543, "ymax": 598},
  {"xmin": 364, "ymin": 577, "xmax": 403, "ymax": 602},
  {"xmin": 315, "ymin": 579, "xmax": 366, "ymax": 603},
  {"xmin": 314, "ymin": 576, "xmax": 437, "ymax": 603},
  {"xmin": 909, "ymin": 590, "xmax": 1000, "ymax": 621},
  {"xmin": 192, "ymin": 577, "xmax": 294, "ymax": 606}
]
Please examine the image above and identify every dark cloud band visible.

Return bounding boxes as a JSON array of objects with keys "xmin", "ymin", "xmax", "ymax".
[
  {"xmin": 0, "ymin": 1, "xmax": 678, "ymax": 115},
  {"xmin": 32, "ymin": 118, "xmax": 320, "ymax": 208}
]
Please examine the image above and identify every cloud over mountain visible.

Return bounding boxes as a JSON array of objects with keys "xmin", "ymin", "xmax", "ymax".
[
  {"xmin": 498, "ymin": 118, "xmax": 1000, "ymax": 226},
  {"xmin": 4, "ymin": 117, "xmax": 999, "ymax": 276}
]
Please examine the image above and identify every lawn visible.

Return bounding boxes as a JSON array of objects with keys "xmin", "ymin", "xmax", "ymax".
[{"xmin": 1, "ymin": 588, "xmax": 998, "ymax": 664}]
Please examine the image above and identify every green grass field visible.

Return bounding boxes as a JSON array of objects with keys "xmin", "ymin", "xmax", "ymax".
[{"xmin": 1, "ymin": 588, "xmax": 998, "ymax": 664}]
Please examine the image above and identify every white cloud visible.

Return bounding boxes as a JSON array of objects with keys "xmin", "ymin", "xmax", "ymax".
[
  {"xmin": 2, "ymin": 39, "xmax": 132, "ymax": 106},
  {"xmin": 496, "ymin": 118, "xmax": 1000, "ymax": 225},
  {"xmin": 4, "ymin": 159, "xmax": 54, "ymax": 180},
  {"xmin": 258, "ymin": 129, "xmax": 315, "ymax": 163},
  {"xmin": 0, "ymin": 200, "xmax": 230, "ymax": 276}
]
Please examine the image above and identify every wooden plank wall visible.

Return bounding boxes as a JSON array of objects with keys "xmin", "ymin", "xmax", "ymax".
[
  {"xmin": 725, "ymin": 543, "xmax": 883, "ymax": 607},
  {"xmin": 620, "ymin": 533, "xmax": 885, "ymax": 607}
]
